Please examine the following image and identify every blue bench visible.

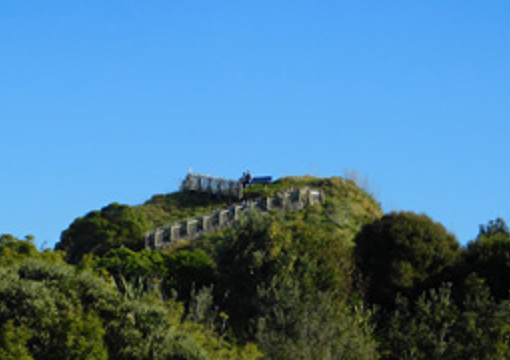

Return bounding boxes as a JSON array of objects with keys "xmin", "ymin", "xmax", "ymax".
[{"xmin": 251, "ymin": 176, "xmax": 272, "ymax": 185}]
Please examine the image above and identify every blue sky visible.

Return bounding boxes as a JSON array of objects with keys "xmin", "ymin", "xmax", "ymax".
[{"xmin": 1, "ymin": 1, "xmax": 508, "ymax": 248}]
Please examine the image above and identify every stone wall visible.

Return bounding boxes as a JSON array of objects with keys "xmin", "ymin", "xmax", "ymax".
[
  {"xmin": 145, "ymin": 187, "xmax": 322, "ymax": 249},
  {"xmin": 181, "ymin": 173, "xmax": 243, "ymax": 199}
]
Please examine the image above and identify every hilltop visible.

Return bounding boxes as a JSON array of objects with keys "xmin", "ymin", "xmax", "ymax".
[
  {"xmin": 56, "ymin": 175, "xmax": 382, "ymax": 262},
  {"xmin": 138, "ymin": 175, "xmax": 381, "ymax": 228},
  {"xmin": 3, "ymin": 174, "xmax": 510, "ymax": 359},
  {"xmin": 45, "ymin": 175, "xmax": 386, "ymax": 358}
]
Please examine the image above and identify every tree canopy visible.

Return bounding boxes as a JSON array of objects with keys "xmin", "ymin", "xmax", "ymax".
[
  {"xmin": 354, "ymin": 211, "xmax": 460, "ymax": 308},
  {"xmin": 464, "ymin": 218, "xmax": 510, "ymax": 300},
  {"xmin": 56, "ymin": 203, "xmax": 150, "ymax": 263},
  {"xmin": 5, "ymin": 176, "xmax": 510, "ymax": 358}
]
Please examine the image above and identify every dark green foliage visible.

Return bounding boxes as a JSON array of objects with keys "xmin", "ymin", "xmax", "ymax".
[
  {"xmin": 384, "ymin": 284, "xmax": 459, "ymax": 359},
  {"xmin": 213, "ymin": 211, "xmax": 377, "ymax": 358},
  {"xmin": 164, "ymin": 249, "xmax": 215, "ymax": 303},
  {"xmin": 354, "ymin": 211, "xmax": 460, "ymax": 308},
  {"xmin": 0, "ymin": 260, "xmax": 110, "ymax": 359},
  {"xmin": 185, "ymin": 286, "xmax": 220, "ymax": 329},
  {"xmin": 464, "ymin": 218, "xmax": 510, "ymax": 300},
  {"xmin": 214, "ymin": 212, "xmax": 280, "ymax": 337},
  {"xmin": 382, "ymin": 280, "xmax": 510, "ymax": 360},
  {"xmin": 0, "ymin": 234, "xmax": 64, "ymax": 265},
  {"xmin": 0, "ymin": 236, "xmax": 262, "ymax": 359},
  {"xmin": 479, "ymin": 217, "xmax": 510, "ymax": 238},
  {"xmin": 104, "ymin": 298, "xmax": 205, "ymax": 360},
  {"xmin": 93, "ymin": 248, "xmax": 166, "ymax": 295},
  {"xmin": 0, "ymin": 234, "xmax": 38, "ymax": 260},
  {"xmin": 11, "ymin": 177, "xmax": 510, "ymax": 358},
  {"xmin": 56, "ymin": 203, "xmax": 150, "ymax": 263},
  {"xmin": 0, "ymin": 320, "xmax": 34, "ymax": 360},
  {"xmin": 254, "ymin": 273, "xmax": 377, "ymax": 360},
  {"xmin": 452, "ymin": 275, "xmax": 510, "ymax": 359}
]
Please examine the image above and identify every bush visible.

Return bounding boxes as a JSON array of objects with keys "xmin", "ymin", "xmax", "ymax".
[
  {"xmin": 354, "ymin": 211, "xmax": 460, "ymax": 308},
  {"xmin": 464, "ymin": 218, "xmax": 510, "ymax": 300},
  {"xmin": 56, "ymin": 203, "xmax": 150, "ymax": 263}
]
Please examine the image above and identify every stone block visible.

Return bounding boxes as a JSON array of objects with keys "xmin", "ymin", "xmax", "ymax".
[
  {"xmin": 281, "ymin": 194, "xmax": 291, "ymax": 209},
  {"xmin": 144, "ymin": 232, "xmax": 154, "ymax": 249},
  {"xmin": 201, "ymin": 215, "xmax": 212, "ymax": 231},
  {"xmin": 154, "ymin": 228, "xmax": 163, "ymax": 248},
  {"xmin": 308, "ymin": 189, "xmax": 321, "ymax": 204},
  {"xmin": 169, "ymin": 224, "xmax": 180, "ymax": 242},
  {"xmin": 219, "ymin": 210, "xmax": 230, "ymax": 225},
  {"xmin": 233, "ymin": 205, "xmax": 243, "ymax": 220},
  {"xmin": 187, "ymin": 219, "xmax": 198, "ymax": 237},
  {"xmin": 265, "ymin": 197, "xmax": 272, "ymax": 210}
]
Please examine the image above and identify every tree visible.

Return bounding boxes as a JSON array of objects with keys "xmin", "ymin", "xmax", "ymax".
[
  {"xmin": 164, "ymin": 248, "xmax": 216, "ymax": 303},
  {"xmin": 464, "ymin": 218, "xmax": 510, "ymax": 300},
  {"xmin": 93, "ymin": 248, "xmax": 166, "ymax": 296},
  {"xmin": 214, "ymin": 211, "xmax": 376, "ymax": 358},
  {"xmin": 56, "ymin": 203, "xmax": 150, "ymax": 263},
  {"xmin": 0, "ymin": 235, "xmax": 262, "ymax": 359},
  {"xmin": 451, "ymin": 275, "xmax": 510, "ymax": 359},
  {"xmin": 382, "ymin": 278, "xmax": 510, "ymax": 360},
  {"xmin": 0, "ymin": 260, "xmax": 110, "ymax": 359},
  {"xmin": 254, "ymin": 273, "xmax": 377, "ymax": 360},
  {"xmin": 354, "ymin": 211, "xmax": 460, "ymax": 308},
  {"xmin": 384, "ymin": 284, "xmax": 458, "ymax": 360},
  {"xmin": 479, "ymin": 217, "xmax": 510, "ymax": 238},
  {"xmin": 0, "ymin": 321, "xmax": 34, "ymax": 360}
]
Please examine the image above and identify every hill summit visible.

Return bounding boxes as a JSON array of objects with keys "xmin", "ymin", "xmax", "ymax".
[{"xmin": 56, "ymin": 174, "xmax": 382, "ymax": 262}]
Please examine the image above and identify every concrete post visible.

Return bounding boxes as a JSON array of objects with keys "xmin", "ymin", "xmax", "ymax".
[
  {"xmin": 309, "ymin": 189, "xmax": 321, "ymax": 205},
  {"xmin": 154, "ymin": 228, "xmax": 163, "ymax": 248},
  {"xmin": 233, "ymin": 205, "xmax": 243, "ymax": 220},
  {"xmin": 282, "ymin": 193, "xmax": 290, "ymax": 209},
  {"xmin": 265, "ymin": 197, "xmax": 272, "ymax": 211},
  {"xmin": 219, "ymin": 210, "xmax": 230, "ymax": 225},
  {"xmin": 171, "ymin": 224, "xmax": 181, "ymax": 242},
  {"xmin": 187, "ymin": 175, "xmax": 196, "ymax": 191},
  {"xmin": 201, "ymin": 215, "xmax": 211, "ymax": 231},
  {"xmin": 187, "ymin": 219, "xmax": 198, "ymax": 238},
  {"xmin": 248, "ymin": 200, "xmax": 257, "ymax": 210},
  {"xmin": 144, "ymin": 232, "xmax": 153, "ymax": 249}
]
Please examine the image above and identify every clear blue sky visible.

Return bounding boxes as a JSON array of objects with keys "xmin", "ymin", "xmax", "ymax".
[{"xmin": 1, "ymin": 1, "xmax": 509, "ymax": 248}]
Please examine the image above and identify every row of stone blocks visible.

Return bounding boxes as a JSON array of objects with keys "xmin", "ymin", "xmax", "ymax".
[
  {"xmin": 145, "ymin": 187, "xmax": 322, "ymax": 250},
  {"xmin": 180, "ymin": 173, "xmax": 244, "ymax": 200}
]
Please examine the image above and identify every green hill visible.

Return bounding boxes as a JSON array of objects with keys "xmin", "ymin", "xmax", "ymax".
[
  {"xmin": 137, "ymin": 175, "xmax": 381, "ymax": 237},
  {"xmin": 56, "ymin": 175, "xmax": 382, "ymax": 264},
  {"xmin": 5, "ymin": 175, "xmax": 510, "ymax": 359}
]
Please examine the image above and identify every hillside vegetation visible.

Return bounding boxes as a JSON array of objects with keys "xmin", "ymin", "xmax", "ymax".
[
  {"xmin": 3, "ymin": 175, "xmax": 510, "ymax": 359},
  {"xmin": 138, "ymin": 176, "xmax": 381, "ymax": 230}
]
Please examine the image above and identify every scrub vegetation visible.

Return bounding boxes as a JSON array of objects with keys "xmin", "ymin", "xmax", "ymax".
[{"xmin": 2, "ymin": 176, "xmax": 510, "ymax": 359}]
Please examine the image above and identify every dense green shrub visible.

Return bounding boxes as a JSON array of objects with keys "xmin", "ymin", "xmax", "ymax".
[
  {"xmin": 382, "ymin": 280, "xmax": 510, "ymax": 360},
  {"xmin": 464, "ymin": 218, "xmax": 510, "ymax": 300},
  {"xmin": 93, "ymin": 247, "xmax": 166, "ymax": 296},
  {"xmin": 163, "ymin": 248, "xmax": 216, "ymax": 303},
  {"xmin": 354, "ymin": 211, "xmax": 460, "ymax": 308},
  {"xmin": 213, "ymin": 211, "xmax": 377, "ymax": 358},
  {"xmin": 0, "ymin": 237, "xmax": 262, "ymax": 359},
  {"xmin": 56, "ymin": 203, "xmax": 150, "ymax": 263}
]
